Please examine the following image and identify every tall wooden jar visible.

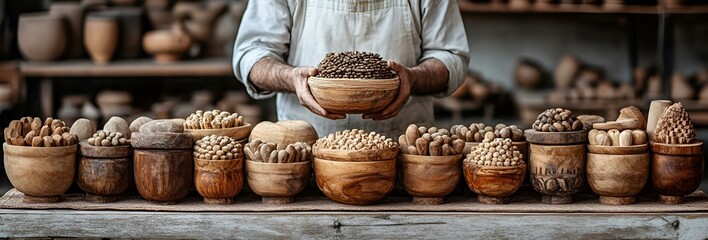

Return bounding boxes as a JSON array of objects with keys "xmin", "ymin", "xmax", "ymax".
[
  {"xmin": 651, "ymin": 141, "xmax": 704, "ymax": 204},
  {"xmin": 525, "ymin": 130, "xmax": 587, "ymax": 204},
  {"xmin": 586, "ymin": 144, "xmax": 649, "ymax": 205},
  {"xmin": 131, "ymin": 132, "xmax": 193, "ymax": 204},
  {"xmin": 77, "ymin": 141, "xmax": 132, "ymax": 203}
]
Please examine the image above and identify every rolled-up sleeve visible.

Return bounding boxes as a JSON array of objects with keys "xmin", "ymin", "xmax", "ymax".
[
  {"xmin": 232, "ymin": 0, "xmax": 292, "ymax": 100},
  {"xmin": 419, "ymin": 0, "xmax": 470, "ymax": 97}
]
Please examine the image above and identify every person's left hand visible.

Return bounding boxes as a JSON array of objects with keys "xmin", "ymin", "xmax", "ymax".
[{"xmin": 363, "ymin": 60, "xmax": 412, "ymax": 120}]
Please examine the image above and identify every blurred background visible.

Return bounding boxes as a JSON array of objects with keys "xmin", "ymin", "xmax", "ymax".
[{"xmin": 0, "ymin": 0, "xmax": 706, "ymax": 194}]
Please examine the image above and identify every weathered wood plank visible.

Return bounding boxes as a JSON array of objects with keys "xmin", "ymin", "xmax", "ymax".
[{"xmin": 0, "ymin": 209, "xmax": 706, "ymax": 239}]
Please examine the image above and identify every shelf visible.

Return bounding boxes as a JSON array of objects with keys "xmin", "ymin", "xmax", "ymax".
[
  {"xmin": 19, "ymin": 58, "xmax": 233, "ymax": 78},
  {"xmin": 458, "ymin": 0, "xmax": 660, "ymax": 14}
]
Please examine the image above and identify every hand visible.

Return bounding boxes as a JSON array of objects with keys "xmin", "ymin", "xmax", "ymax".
[
  {"xmin": 292, "ymin": 67, "xmax": 346, "ymax": 120},
  {"xmin": 363, "ymin": 60, "xmax": 412, "ymax": 120}
]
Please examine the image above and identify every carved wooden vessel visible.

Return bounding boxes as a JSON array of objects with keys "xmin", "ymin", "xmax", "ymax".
[
  {"xmin": 77, "ymin": 141, "xmax": 132, "ymax": 203},
  {"xmin": 3, "ymin": 143, "xmax": 77, "ymax": 203},
  {"xmin": 194, "ymin": 158, "xmax": 243, "ymax": 204},
  {"xmin": 132, "ymin": 132, "xmax": 193, "ymax": 204},
  {"xmin": 246, "ymin": 160, "xmax": 311, "ymax": 204},
  {"xmin": 650, "ymin": 141, "xmax": 704, "ymax": 204},
  {"xmin": 314, "ymin": 158, "xmax": 396, "ymax": 205},
  {"xmin": 308, "ymin": 77, "xmax": 399, "ymax": 114},
  {"xmin": 464, "ymin": 162, "xmax": 526, "ymax": 204},
  {"xmin": 586, "ymin": 144, "xmax": 649, "ymax": 205},
  {"xmin": 400, "ymin": 154, "xmax": 461, "ymax": 205}
]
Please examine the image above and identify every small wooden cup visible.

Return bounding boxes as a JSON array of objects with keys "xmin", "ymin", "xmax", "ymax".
[
  {"xmin": 587, "ymin": 144, "xmax": 649, "ymax": 205},
  {"xmin": 246, "ymin": 160, "xmax": 311, "ymax": 204},
  {"xmin": 650, "ymin": 141, "xmax": 704, "ymax": 205},
  {"xmin": 400, "ymin": 154, "xmax": 462, "ymax": 205},
  {"xmin": 194, "ymin": 158, "xmax": 244, "ymax": 205},
  {"xmin": 314, "ymin": 157, "xmax": 396, "ymax": 205},
  {"xmin": 77, "ymin": 141, "xmax": 133, "ymax": 203},
  {"xmin": 308, "ymin": 77, "xmax": 400, "ymax": 114},
  {"xmin": 184, "ymin": 123, "xmax": 253, "ymax": 142},
  {"xmin": 463, "ymin": 162, "xmax": 526, "ymax": 204},
  {"xmin": 3, "ymin": 143, "xmax": 78, "ymax": 203}
]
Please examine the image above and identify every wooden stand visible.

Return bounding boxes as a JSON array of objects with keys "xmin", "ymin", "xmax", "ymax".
[
  {"xmin": 650, "ymin": 141, "xmax": 704, "ymax": 205},
  {"xmin": 400, "ymin": 154, "xmax": 462, "ymax": 205},
  {"xmin": 599, "ymin": 196, "xmax": 636, "ymax": 205},
  {"xmin": 262, "ymin": 197, "xmax": 295, "ymax": 205}
]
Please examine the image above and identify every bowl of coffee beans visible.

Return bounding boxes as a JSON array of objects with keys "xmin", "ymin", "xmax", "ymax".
[{"xmin": 309, "ymin": 51, "xmax": 400, "ymax": 114}]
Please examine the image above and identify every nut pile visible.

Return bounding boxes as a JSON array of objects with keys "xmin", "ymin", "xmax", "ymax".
[
  {"xmin": 654, "ymin": 103, "xmax": 696, "ymax": 144},
  {"xmin": 588, "ymin": 129, "xmax": 646, "ymax": 146},
  {"xmin": 193, "ymin": 135, "xmax": 243, "ymax": 160},
  {"xmin": 4, "ymin": 117, "xmax": 78, "ymax": 147},
  {"xmin": 450, "ymin": 123, "xmax": 525, "ymax": 142},
  {"xmin": 399, "ymin": 124, "xmax": 464, "ymax": 156},
  {"xmin": 245, "ymin": 140, "xmax": 311, "ymax": 163},
  {"xmin": 315, "ymin": 129, "xmax": 397, "ymax": 150},
  {"xmin": 183, "ymin": 110, "xmax": 245, "ymax": 130},
  {"xmin": 316, "ymin": 51, "xmax": 396, "ymax": 79},
  {"xmin": 87, "ymin": 130, "xmax": 129, "ymax": 146},
  {"xmin": 464, "ymin": 138, "xmax": 524, "ymax": 166},
  {"xmin": 532, "ymin": 108, "xmax": 584, "ymax": 132}
]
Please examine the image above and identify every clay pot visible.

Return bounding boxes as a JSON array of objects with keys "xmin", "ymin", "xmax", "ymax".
[
  {"xmin": 249, "ymin": 120, "xmax": 318, "ymax": 148},
  {"xmin": 77, "ymin": 141, "xmax": 132, "ymax": 203},
  {"xmin": 3, "ymin": 143, "xmax": 77, "ymax": 203},
  {"xmin": 84, "ymin": 13, "xmax": 118, "ymax": 64},
  {"xmin": 246, "ymin": 160, "xmax": 311, "ymax": 204},
  {"xmin": 650, "ymin": 141, "xmax": 704, "ymax": 204},
  {"xmin": 400, "ymin": 154, "xmax": 461, "ymax": 205},
  {"xmin": 308, "ymin": 77, "xmax": 400, "ymax": 114},
  {"xmin": 554, "ymin": 55, "xmax": 580, "ymax": 90},
  {"xmin": 194, "ymin": 158, "xmax": 244, "ymax": 205},
  {"xmin": 50, "ymin": 3, "xmax": 86, "ymax": 59},
  {"xmin": 463, "ymin": 163, "xmax": 526, "ymax": 204},
  {"xmin": 101, "ymin": 7, "xmax": 144, "ymax": 59},
  {"xmin": 17, "ymin": 13, "xmax": 67, "ymax": 61},
  {"xmin": 514, "ymin": 59, "xmax": 543, "ymax": 90},
  {"xmin": 586, "ymin": 144, "xmax": 649, "ymax": 205},
  {"xmin": 132, "ymin": 132, "xmax": 193, "ymax": 204},
  {"xmin": 181, "ymin": 1, "xmax": 227, "ymax": 43},
  {"xmin": 184, "ymin": 124, "xmax": 252, "ymax": 142},
  {"xmin": 143, "ymin": 23, "xmax": 193, "ymax": 62},
  {"xmin": 314, "ymin": 158, "xmax": 396, "ymax": 205}
]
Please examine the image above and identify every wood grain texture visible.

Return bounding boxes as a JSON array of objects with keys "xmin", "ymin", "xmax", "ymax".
[
  {"xmin": 246, "ymin": 160, "xmax": 311, "ymax": 204},
  {"xmin": 314, "ymin": 158, "xmax": 396, "ymax": 205},
  {"xmin": 587, "ymin": 144, "xmax": 648, "ymax": 155},
  {"xmin": 587, "ymin": 152, "xmax": 649, "ymax": 205},
  {"xmin": 651, "ymin": 151, "xmax": 704, "ymax": 204},
  {"xmin": 249, "ymin": 120, "xmax": 318, "ymax": 149},
  {"xmin": 77, "ymin": 156, "xmax": 132, "ymax": 203},
  {"xmin": 399, "ymin": 154, "xmax": 461, "ymax": 204},
  {"xmin": 79, "ymin": 140, "xmax": 131, "ymax": 158},
  {"xmin": 529, "ymin": 143, "xmax": 585, "ymax": 204},
  {"xmin": 194, "ymin": 158, "xmax": 244, "ymax": 205},
  {"xmin": 308, "ymin": 77, "xmax": 399, "ymax": 114},
  {"xmin": 134, "ymin": 149, "xmax": 193, "ymax": 203},
  {"xmin": 3, "ymin": 143, "xmax": 77, "ymax": 202},
  {"xmin": 131, "ymin": 132, "xmax": 193, "ymax": 150},
  {"xmin": 646, "ymin": 100, "xmax": 672, "ymax": 141},
  {"xmin": 525, "ymin": 129, "xmax": 588, "ymax": 145},
  {"xmin": 313, "ymin": 146, "xmax": 399, "ymax": 162},
  {"xmin": 463, "ymin": 163, "xmax": 526, "ymax": 204},
  {"xmin": 650, "ymin": 141, "xmax": 703, "ymax": 155},
  {"xmin": 184, "ymin": 123, "xmax": 252, "ymax": 142}
]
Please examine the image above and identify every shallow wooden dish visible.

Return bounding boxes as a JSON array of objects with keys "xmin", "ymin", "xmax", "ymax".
[
  {"xmin": 463, "ymin": 162, "xmax": 526, "ymax": 204},
  {"xmin": 131, "ymin": 132, "xmax": 193, "ymax": 150},
  {"xmin": 400, "ymin": 154, "xmax": 462, "ymax": 205},
  {"xmin": 246, "ymin": 160, "xmax": 311, "ymax": 204},
  {"xmin": 313, "ymin": 145, "xmax": 399, "ymax": 162},
  {"xmin": 249, "ymin": 121, "xmax": 318, "ymax": 148},
  {"xmin": 184, "ymin": 123, "xmax": 252, "ymax": 142},
  {"xmin": 3, "ymin": 143, "xmax": 77, "ymax": 203},
  {"xmin": 194, "ymin": 158, "xmax": 243, "ymax": 205},
  {"xmin": 587, "ymin": 152, "xmax": 649, "ymax": 205},
  {"xmin": 650, "ymin": 141, "xmax": 704, "ymax": 205},
  {"xmin": 308, "ymin": 77, "xmax": 400, "ymax": 114},
  {"xmin": 529, "ymin": 143, "xmax": 585, "ymax": 204},
  {"xmin": 80, "ymin": 140, "xmax": 132, "ymax": 158},
  {"xmin": 134, "ymin": 149, "xmax": 193, "ymax": 204},
  {"xmin": 524, "ymin": 129, "xmax": 588, "ymax": 145},
  {"xmin": 587, "ymin": 144, "xmax": 648, "ymax": 155},
  {"xmin": 314, "ymin": 157, "xmax": 396, "ymax": 205}
]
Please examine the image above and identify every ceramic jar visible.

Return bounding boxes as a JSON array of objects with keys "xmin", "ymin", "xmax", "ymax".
[{"xmin": 17, "ymin": 13, "xmax": 67, "ymax": 61}]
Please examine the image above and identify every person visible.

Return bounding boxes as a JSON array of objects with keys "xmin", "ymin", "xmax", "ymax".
[{"xmin": 233, "ymin": 0, "xmax": 469, "ymax": 138}]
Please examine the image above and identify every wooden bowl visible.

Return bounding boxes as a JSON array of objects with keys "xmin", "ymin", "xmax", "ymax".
[
  {"xmin": 184, "ymin": 123, "xmax": 252, "ymax": 142},
  {"xmin": 463, "ymin": 162, "xmax": 526, "ymax": 204},
  {"xmin": 529, "ymin": 143, "xmax": 585, "ymax": 204},
  {"xmin": 314, "ymin": 158, "xmax": 396, "ymax": 205},
  {"xmin": 194, "ymin": 158, "xmax": 243, "ymax": 205},
  {"xmin": 77, "ymin": 141, "xmax": 132, "ymax": 203},
  {"xmin": 313, "ymin": 145, "xmax": 399, "ymax": 162},
  {"xmin": 400, "ymin": 154, "xmax": 462, "ymax": 205},
  {"xmin": 134, "ymin": 149, "xmax": 193, "ymax": 204},
  {"xmin": 245, "ymin": 160, "xmax": 311, "ymax": 204},
  {"xmin": 3, "ymin": 143, "xmax": 77, "ymax": 203},
  {"xmin": 308, "ymin": 77, "xmax": 400, "ymax": 114},
  {"xmin": 587, "ymin": 144, "xmax": 648, "ymax": 155},
  {"xmin": 587, "ymin": 151, "xmax": 649, "ymax": 205},
  {"xmin": 650, "ymin": 141, "xmax": 704, "ymax": 204},
  {"xmin": 524, "ymin": 129, "xmax": 588, "ymax": 145}
]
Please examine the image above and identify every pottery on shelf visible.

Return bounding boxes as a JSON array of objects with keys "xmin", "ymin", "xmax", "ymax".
[
  {"xmin": 246, "ymin": 160, "xmax": 311, "ymax": 204},
  {"xmin": 554, "ymin": 55, "xmax": 580, "ymax": 90},
  {"xmin": 308, "ymin": 77, "xmax": 400, "ymax": 114},
  {"xmin": 101, "ymin": 7, "xmax": 144, "ymax": 59},
  {"xmin": 3, "ymin": 143, "xmax": 77, "ymax": 203},
  {"xmin": 651, "ymin": 141, "xmax": 704, "ymax": 204},
  {"xmin": 84, "ymin": 13, "xmax": 118, "ymax": 64},
  {"xmin": 132, "ymin": 132, "xmax": 193, "ymax": 204},
  {"xmin": 586, "ymin": 144, "xmax": 649, "ymax": 205},
  {"xmin": 17, "ymin": 13, "xmax": 67, "ymax": 61},
  {"xmin": 399, "ymin": 154, "xmax": 461, "ymax": 205},
  {"xmin": 50, "ymin": 2, "xmax": 86, "ymax": 59},
  {"xmin": 515, "ymin": 59, "xmax": 544, "ymax": 90},
  {"xmin": 143, "ymin": 23, "xmax": 193, "ymax": 63},
  {"xmin": 77, "ymin": 141, "xmax": 132, "ymax": 203},
  {"xmin": 671, "ymin": 73, "xmax": 695, "ymax": 100},
  {"xmin": 314, "ymin": 158, "xmax": 396, "ymax": 205},
  {"xmin": 194, "ymin": 158, "xmax": 244, "ymax": 205},
  {"xmin": 463, "ymin": 163, "xmax": 526, "ymax": 204},
  {"xmin": 249, "ymin": 120, "xmax": 318, "ymax": 149}
]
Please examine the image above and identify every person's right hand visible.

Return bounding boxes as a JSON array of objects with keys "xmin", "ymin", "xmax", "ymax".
[{"xmin": 292, "ymin": 67, "xmax": 346, "ymax": 120}]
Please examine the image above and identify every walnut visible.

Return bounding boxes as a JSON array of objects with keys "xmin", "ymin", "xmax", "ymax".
[{"xmin": 531, "ymin": 108, "xmax": 583, "ymax": 132}]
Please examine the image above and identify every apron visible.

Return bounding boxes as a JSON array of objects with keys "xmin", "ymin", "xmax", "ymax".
[{"xmin": 279, "ymin": 0, "xmax": 435, "ymax": 138}]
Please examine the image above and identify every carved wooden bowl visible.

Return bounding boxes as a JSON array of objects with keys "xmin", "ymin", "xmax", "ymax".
[
  {"xmin": 132, "ymin": 132, "xmax": 193, "ymax": 204},
  {"xmin": 3, "ymin": 143, "xmax": 77, "ymax": 203},
  {"xmin": 400, "ymin": 154, "xmax": 462, "ymax": 205},
  {"xmin": 529, "ymin": 143, "xmax": 586, "ymax": 204},
  {"xmin": 650, "ymin": 141, "xmax": 704, "ymax": 204},
  {"xmin": 184, "ymin": 123, "xmax": 252, "ymax": 142},
  {"xmin": 463, "ymin": 162, "xmax": 526, "ymax": 204},
  {"xmin": 313, "ymin": 145, "xmax": 399, "ymax": 162},
  {"xmin": 77, "ymin": 141, "xmax": 133, "ymax": 203},
  {"xmin": 314, "ymin": 158, "xmax": 396, "ymax": 205},
  {"xmin": 194, "ymin": 158, "xmax": 243, "ymax": 205},
  {"xmin": 308, "ymin": 77, "xmax": 399, "ymax": 114},
  {"xmin": 246, "ymin": 160, "xmax": 311, "ymax": 204},
  {"xmin": 586, "ymin": 144, "xmax": 649, "ymax": 205}
]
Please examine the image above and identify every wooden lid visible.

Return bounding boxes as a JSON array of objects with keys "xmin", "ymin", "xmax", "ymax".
[
  {"xmin": 524, "ymin": 129, "xmax": 587, "ymax": 145},
  {"xmin": 587, "ymin": 144, "xmax": 648, "ymax": 155},
  {"xmin": 79, "ymin": 141, "xmax": 132, "ymax": 158},
  {"xmin": 130, "ymin": 132, "xmax": 193, "ymax": 150},
  {"xmin": 312, "ymin": 146, "xmax": 399, "ymax": 162},
  {"xmin": 650, "ymin": 141, "xmax": 703, "ymax": 155}
]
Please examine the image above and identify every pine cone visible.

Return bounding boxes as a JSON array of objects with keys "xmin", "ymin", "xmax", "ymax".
[{"xmin": 654, "ymin": 103, "xmax": 696, "ymax": 144}]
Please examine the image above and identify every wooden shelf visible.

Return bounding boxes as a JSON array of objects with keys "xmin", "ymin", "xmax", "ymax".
[
  {"xmin": 458, "ymin": 0, "xmax": 660, "ymax": 14},
  {"xmin": 19, "ymin": 58, "xmax": 232, "ymax": 78}
]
